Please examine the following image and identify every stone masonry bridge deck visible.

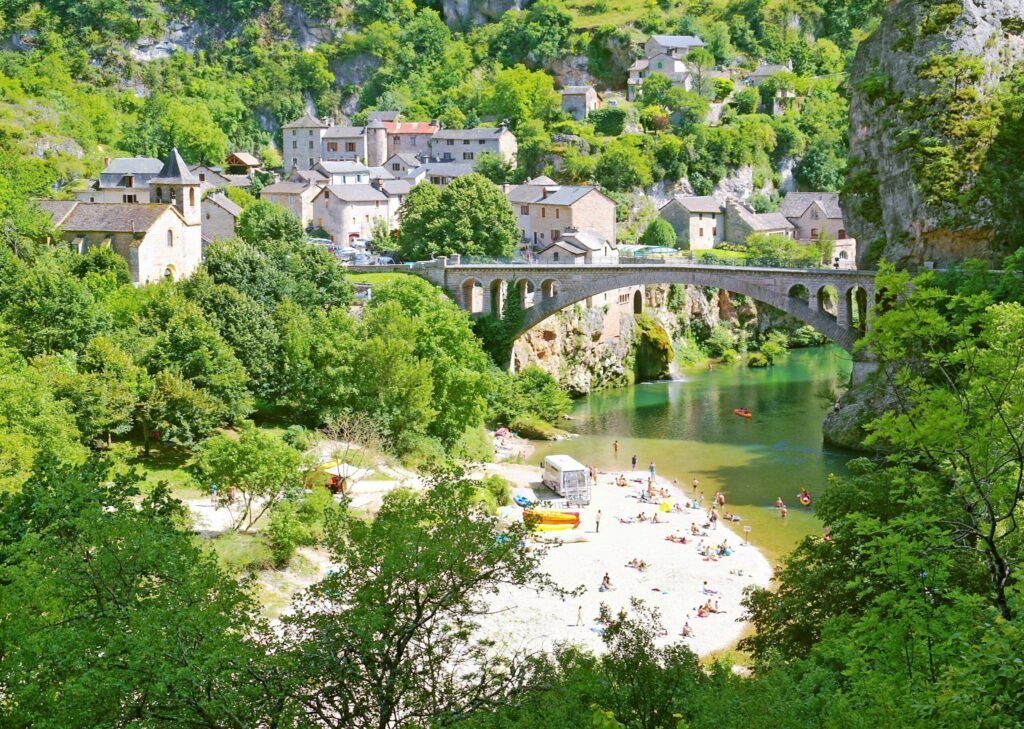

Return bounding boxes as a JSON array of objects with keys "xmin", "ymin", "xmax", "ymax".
[{"xmin": 349, "ymin": 257, "xmax": 878, "ymax": 353}]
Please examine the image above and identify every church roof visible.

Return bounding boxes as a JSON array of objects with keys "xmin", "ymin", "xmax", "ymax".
[
  {"xmin": 50, "ymin": 202, "xmax": 175, "ymax": 234},
  {"xmin": 150, "ymin": 148, "xmax": 198, "ymax": 185}
]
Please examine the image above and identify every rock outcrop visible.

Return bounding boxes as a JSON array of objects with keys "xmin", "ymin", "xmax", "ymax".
[
  {"xmin": 441, "ymin": 0, "xmax": 525, "ymax": 28},
  {"xmin": 844, "ymin": 0, "xmax": 1024, "ymax": 266},
  {"xmin": 512, "ymin": 284, "xmax": 803, "ymax": 396}
]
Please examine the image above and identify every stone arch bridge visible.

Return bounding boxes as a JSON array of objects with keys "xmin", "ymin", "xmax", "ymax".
[{"xmin": 350, "ymin": 257, "xmax": 878, "ymax": 352}]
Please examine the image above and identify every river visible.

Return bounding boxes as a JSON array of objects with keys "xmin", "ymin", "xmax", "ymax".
[{"xmin": 531, "ymin": 346, "xmax": 855, "ymax": 561}]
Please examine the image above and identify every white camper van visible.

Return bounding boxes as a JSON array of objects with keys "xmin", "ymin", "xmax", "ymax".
[{"xmin": 542, "ymin": 455, "xmax": 591, "ymax": 505}]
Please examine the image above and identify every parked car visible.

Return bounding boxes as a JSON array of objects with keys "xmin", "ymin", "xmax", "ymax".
[
  {"xmin": 350, "ymin": 237, "xmax": 371, "ymax": 249},
  {"xmin": 375, "ymin": 256, "xmax": 396, "ymax": 265},
  {"xmin": 308, "ymin": 237, "xmax": 333, "ymax": 246},
  {"xmin": 352, "ymin": 254, "xmax": 372, "ymax": 265}
]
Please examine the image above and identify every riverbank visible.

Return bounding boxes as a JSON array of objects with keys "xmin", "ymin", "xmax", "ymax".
[{"xmin": 477, "ymin": 463, "xmax": 773, "ymax": 657}]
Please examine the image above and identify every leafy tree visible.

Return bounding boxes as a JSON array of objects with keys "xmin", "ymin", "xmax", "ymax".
[
  {"xmin": 594, "ymin": 140, "xmax": 653, "ymax": 192},
  {"xmin": 686, "ymin": 47, "xmax": 716, "ymax": 97},
  {"xmin": 397, "ymin": 175, "xmax": 518, "ymax": 260},
  {"xmin": 474, "ymin": 151, "xmax": 514, "ymax": 184},
  {"xmin": 713, "ymin": 77, "xmax": 734, "ymax": 102},
  {"xmin": 0, "ymin": 461, "xmax": 277, "ymax": 726},
  {"xmin": 125, "ymin": 94, "xmax": 228, "ymax": 164},
  {"xmin": 191, "ymin": 422, "xmax": 306, "ymax": 531},
  {"xmin": 236, "ymin": 200, "xmax": 306, "ymax": 248},
  {"xmin": 640, "ymin": 218, "xmax": 677, "ymax": 247},
  {"xmin": 795, "ymin": 141, "xmax": 845, "ymax": 191},
  {"xmin": 639, "ymin": 72, "xmax": 673, "ymax": 107},
  {"xmin": 366, "ymin": 276, "xmax": 492, "ymax": 447},
  {"xmin": 349, "ymin": 302, "xmax": 436, "ymax": 451},
  {"xmin": 490, "ymin": 365, "xmax": 571, "ymax": 424},
  {"xmin": 140, "ymin": 299, "xmax": 253, "ymax": 441},
  {"xmin": 588, "ymin": 107, "xmax": 627, "ymax": 136},
  {"xmin": 481, "ymin": 65, "xmax": 560, "ymax": 130},
  {"xmin": 1, "ymin": 252, "xmax": 109, "ymax": 358},
  {"xmin": 279, "ymin": 470, "xmax": 562, "ymax": 728},
  {"xmin": 732, "ymin": 87, "xmax": 760, "ymax": 115},
  {"xmin": 666, "ymin": 88, "xmax": 710, "ymax": 131},
  {"xmin": 0, "ymin": 346, "xmax": 86, "ymax": 493}
]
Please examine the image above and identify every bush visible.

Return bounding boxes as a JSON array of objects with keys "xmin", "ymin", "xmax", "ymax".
[
  {"xmin": 704, "ymin": 324, "xmax": 735, "ymax": 358},
  {"xmin": 588, "ymin": 107, "xmax": 627, "ymax": 136},
  {"xmin": 267, "ymin": 500, "xmax": 311, "ymax": 568},
  {"xmin": 490, "ymin": 366, "xmax": 571, "ymax": 425},
  {"xmin": 640, "ymin": 218, "xmax": 677, "ymax": 247},
  {"xmin": 746, "ymin": 351, "xmax": 769, "ymax": 367},
  {"xmin": 210, "ymin": 532, "xmax": 275, "ymax": 574},
  {"xmin": 713, "ymin": 78, "xmax": 734, "ymax": 102},
  {"xmin": 720, "ymin": 348, "xmax": 740, "ymax": 364},
  {"xmin": 474, "ymin": 474, "xmax": 512, "ymax": 514},
  {"xmin": 509, "ymin": 414, "xmax": 564, "ymax": 440}
]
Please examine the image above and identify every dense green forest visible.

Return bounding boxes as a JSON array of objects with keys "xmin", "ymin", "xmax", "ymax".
[{"xmin": 3, "ymin": 0, "xmax": 1024, "ymax": 726}]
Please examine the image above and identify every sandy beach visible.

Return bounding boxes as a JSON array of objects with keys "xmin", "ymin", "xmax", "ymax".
[{"xmin": 478, "ymin": 462, "xmax": 773, "ymax": 657}]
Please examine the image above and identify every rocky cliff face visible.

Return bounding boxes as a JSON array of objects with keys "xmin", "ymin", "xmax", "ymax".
[
  {"xmin": 844, "ymin": 0, "xmax": 1024, "ymax": 266},
  {"xmin": 513, "ymin": 285, "xmax": 792, "ymax": 395},
  {"xmin": 441, "ymin": 0, "xmax": 526, "ymax": 27}
]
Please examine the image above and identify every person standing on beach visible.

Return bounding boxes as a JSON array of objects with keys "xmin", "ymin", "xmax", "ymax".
[
  {"xmin": 649, "ymin": 461, "xmax": 656, "ymax": 478},
  {"xmin": 631, "ymin": 454, "xmax": 638, "ymax": 470},
  {"xmin": 613, "ymin": 440, "xmax": 619, "ymax": 456},
  {"xmin": 595, "ymin": 509, "xmax": 602, "ymax": 533},
  {"xmin": 576, "ymin": 605, "xmax": 584, "ymax": 626}
]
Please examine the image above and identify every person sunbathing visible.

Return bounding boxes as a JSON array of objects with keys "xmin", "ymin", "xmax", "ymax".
[
  {"xmin": 652, "ymin": 512, "xmax": 663, "ymax": 524},
  {"xmin": 690, "ymin": 523, "xmax": 701, "ymax": 536},
  {"xmin": 627, "ymin": 558, "xmax": 639, "ymax": 568},
  {"xmin": 681, "ymin": 621, "xmax": 694, "ymax": 637},
  {"xmin": 637, "ymin": 512, "xmax": 648, "ymax": 522},
  {"xmin": 697, "ymin": 606, "xmax": 710, "ymax": 618},
  {"xmin": 599, "ymin": 573, "xmax": 613, "ymax": 591}
]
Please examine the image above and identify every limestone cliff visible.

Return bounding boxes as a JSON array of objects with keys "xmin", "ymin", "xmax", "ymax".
[
  {"xmin": 844, "ymin": 0, "xmax": 1024, "ymax": 266},
  {"xmin": 513, "ymin": 284, "xmax": 802, "ymax": 396},
  {"xmin": 440, "ymin": 0, "xmax": 526, "ymax": 27}
]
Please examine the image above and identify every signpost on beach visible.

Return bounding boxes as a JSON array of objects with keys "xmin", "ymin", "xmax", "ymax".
[{"xmin": 743, "ymin": 525, "xmax": 751, "ymax": 544}]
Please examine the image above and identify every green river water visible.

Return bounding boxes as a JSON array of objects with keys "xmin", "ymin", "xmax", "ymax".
[{"xmin": 531, "ymin": 346, "xmax": 855, "ymax": 561}]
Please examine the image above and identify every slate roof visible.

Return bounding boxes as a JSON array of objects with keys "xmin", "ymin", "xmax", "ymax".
[
  {"xmin": 667, "ymin": 195, "xmax": 724, "ymax": 214},
  {"xmin": 261, "ymin": 181, "xmax": 313, "ymax": 195},
  {"xmin": 432, "ymin": 127, "xmax": 508, "ymax": 141},
  {"xmin": 101, "ymin": 157, "xmax": 164, "ymax": 176},
  {"xmin": 561, "ymin": 86, "xmax": 596, "ymax": 95},
  {"xmin": 735, "ymin": 206, "xmax": 794, "ymax": 231},
  {"xmin": 380, "ymin": 179, "xmax": 412, "ymax": 197},
  {"xmin": 649, "ymin": 34, "xmax": 705, "ymax": 49},
  {"xmin": 323, "ymin": 125, "xmax": 366, "ymax": 138},
  {"xmin": 316, "ymin": 160, "xmax": 369, "ymax": 174},
  {"xmin": 282, "ymin": 110, "xmax": 328, "ymax": 129},
  {"xmin": 385, "ymin": 153, "xmax": 421, "ymax": 168},
  {"xmin": 151, "ymin": 148, "xmax": 198, "ymax": 185},
  {"xmin": 289, "ymin": 169, "xmax": 328, "ymax": 184},
  {"xmin": 539, "ymin": 186, "xmax": 600, "ymax": 206},
  {"xmin": 421, "ymin": 161, "xmax": 476, "ymax": 178},
  {"xmin": 368, "ymin": 166, "xmax": 395, "ymax": 180},
  {"xmin": 778, "ymin": 192, "xmax": 844, "ymax": 220},
  {"xmin": 561, "ymin": 229, "xmax": 611, "ymax": 251},
  {"xmin": 367, "ymin": 111, "xmax": 400, "ymax": 122},
  {"xmin": 322, "ymin": 184, "xmax": 388, "ymax": 203},
  {"xmin": 58, "ymin": 203, "xmax": 174, "ymax": 233},
  {"xmin": 36, "ymin": 200, "xmax": 79, "ymax": 226},
  {"xmin": 205, "ymin": 192, "xmax": 242, "ymax": 218}
]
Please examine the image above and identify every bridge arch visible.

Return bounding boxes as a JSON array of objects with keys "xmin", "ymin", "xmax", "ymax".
[{"xmin": 473, "ymin": 267, "xmax": 877, "ymax": 352}]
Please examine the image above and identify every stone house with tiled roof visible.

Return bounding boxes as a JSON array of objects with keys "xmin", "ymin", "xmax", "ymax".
[
  {"xmin": 428, "ymin": 125, "xmax": 517, "ymax": 165},
  {"xmin": 779, "ymin": 191, "xmax": 857, "ymax": 269},
  {"xmin": 44, "ymin": 149, "xmax": 203, "ymax": 284},
  {"xmin": 260, "ymin": 181, "xmax": 321, "ymax": 228},
  {"xmin": 658, "ymin": 195, "xmax": 726, "ymax": 250},
  {"xmin": 506, "ymin": 178, "xmax": 616, "ymax": 248},
  {"xmin": 311, "ymin": 184, "xmax": 390, "ymax": 244},
  {"xmin": 560, "ymin": 86, "xmax": 600, "ymax": 120}
]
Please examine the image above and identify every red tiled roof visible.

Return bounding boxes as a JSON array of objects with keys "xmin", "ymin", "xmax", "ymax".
[{"xmin": 382, "ymin": 121, "xmax": 438, "ymax": 135}]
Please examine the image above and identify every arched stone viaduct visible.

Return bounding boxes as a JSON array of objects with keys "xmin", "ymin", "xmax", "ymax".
[{"xmin": 349, "ymin": 257, "xmax": 877, "ymax": 353}]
